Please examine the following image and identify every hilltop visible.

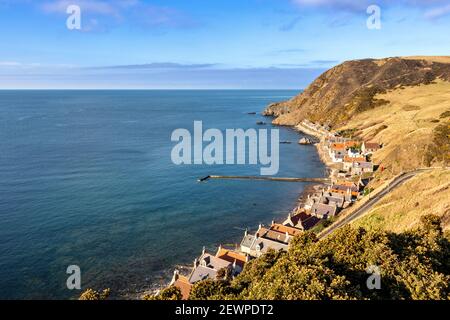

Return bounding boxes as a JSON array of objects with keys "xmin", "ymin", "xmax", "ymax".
[
  {"xmin": 265, "ymin": 56, "xmax": 450, "ymax": 232},
  {"xmin": 264, "ymin": 56, "xmax": 450, "ymax": 127}
]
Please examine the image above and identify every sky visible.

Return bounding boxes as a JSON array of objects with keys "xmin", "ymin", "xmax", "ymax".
[{"xmin": 1, "ymin": 0, "xmax": 450, "ymax": 89}]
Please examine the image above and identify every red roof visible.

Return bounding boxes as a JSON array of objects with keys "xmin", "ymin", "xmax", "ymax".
[
  {"xmin": 270, "ymin": 223, "xmax": 302, "ymax": 236},
  {"xmin": 331, "ymin": 143, "xmax": 346, "ymax": 150},
  {"xmin": 173, "ymin": 276, "xmax": 192, "ymax": 300},
  {"xmin": 216, "ymin": 248, "xmax": 247, "ymax": 268}
]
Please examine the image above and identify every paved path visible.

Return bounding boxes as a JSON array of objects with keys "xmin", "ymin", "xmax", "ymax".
[{"xmin": 318, "ymin": 169, "xmax": 432, "ymax": 239}]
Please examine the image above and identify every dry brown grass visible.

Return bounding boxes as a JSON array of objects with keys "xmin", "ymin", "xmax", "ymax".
[
  {"xmin": 337, "ymin": 81, "xmax": 450, "ymax": 233},
  {"xmin": 352, "ymin": 169, "xmax": 450, "ymax": 232},
  {"xmin": 401, "ymin": 56, "xmax": 450, "ymax": 64},
  {"xmin": 339, "ymin": 80, "xmax": 450, "ymax": 176}
]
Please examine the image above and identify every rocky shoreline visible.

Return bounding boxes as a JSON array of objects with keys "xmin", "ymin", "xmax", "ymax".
[{"xmin": 276, "ymin": 120, "xmax": 335, "ymax": 218}]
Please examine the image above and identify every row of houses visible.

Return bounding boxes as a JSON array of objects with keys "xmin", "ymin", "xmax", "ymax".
[
  {"xmin": 169, "ymin": 222, "xmax": 302, "ymax": 299},
  {"xmin": 263, "ymin": 130, "xmax": 382, "ymax": 236},
  {"xmin": 301, "ymin": 119, "xmax": 331, "ymax": 135},
  {"xmin": 326, "ymin": 136, "xmax": 380, "ymax": 176},
  {"xmin": 166, "ymin": 125, "xmax": 382, "ymax": 300},
  {"xmin": 169, "ymin": 246, "xmax": 248, "ymax": 299}
]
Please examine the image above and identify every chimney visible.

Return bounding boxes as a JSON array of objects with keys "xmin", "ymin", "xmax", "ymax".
[
  {"xmin": 245, "ymin": 254, "xmax": 250, "ymax": 262},
  {"xmin": 194, "ymin": 258, "xmax": 199, "ymax": 268},
  {"xmin": 271, "ymin": 219, "xmax": 275, "ymax": 226},
  {"xmin": 244, "ymin": 228, "xmax": 248, "ymax": 236},
  {"xmin": 202, "ymin": 246, "xmax": 206, "ymax": 256},
  {"xmin": 170, "ymin": 269, "xmax": 179, "ymax": 285}
]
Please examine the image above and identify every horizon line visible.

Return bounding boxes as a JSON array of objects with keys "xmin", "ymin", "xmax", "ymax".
[{"xmin": 0, "ymin": 88, "xmax": 303, "ymax": 91}]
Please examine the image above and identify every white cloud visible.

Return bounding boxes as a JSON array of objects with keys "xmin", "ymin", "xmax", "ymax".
[
  {"xmin": 0, "ymin": 61, "xmax": 22, "ymax": 67},
  {"xmin": 424, "ymin": 4, "xmax": 450, "ymax": 19},
  {"xmin": 39, "ymin": 0, "xmax": 199, "ymax": 31},
  {"xmin": 291, "ymin": 0, "xmax": 373, "ymax": 11},
  {"xmin": 291, "ymin": 0, "xmax": 450, "ymax": 12},
  {"xmin": 41, "ymin": 0, "xmax": 122, "ymax": 18},
  {"xmin": 0, "ymin": 61, "xmax": 76, "ymax": 69}
]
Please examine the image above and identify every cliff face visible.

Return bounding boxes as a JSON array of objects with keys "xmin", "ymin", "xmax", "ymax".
[{"xmin": 264, "ymin": 57, "xmax": 450, "ymax": 127}]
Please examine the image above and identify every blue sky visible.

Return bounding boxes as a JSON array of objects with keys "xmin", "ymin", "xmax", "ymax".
[{"xmin": 1, "ymin": 0, "xmax": 450, "ymax": 89}]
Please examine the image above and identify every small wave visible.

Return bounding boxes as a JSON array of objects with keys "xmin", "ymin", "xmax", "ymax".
[{"xmin": 17, "ymin": 116, "xmax": 33, "ymax": 121}]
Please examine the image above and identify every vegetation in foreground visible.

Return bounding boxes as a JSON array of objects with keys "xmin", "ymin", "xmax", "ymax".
[{"xmin": 152, "ymin": 215, "xmax": 449, "ymax": 300}]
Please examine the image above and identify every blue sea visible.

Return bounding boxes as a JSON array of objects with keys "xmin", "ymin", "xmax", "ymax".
[{"xmin": 0, "ymin": 90, "xmax": 326, "ymax": 299}]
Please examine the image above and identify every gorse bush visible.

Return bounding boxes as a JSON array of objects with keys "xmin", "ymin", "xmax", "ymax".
[
  {"xmin": 79, "ymin": 288, "xmax": 110, "ymax": 300},
  {"xmin": 186, "ymin": 215, "xmax": 449, "ymax": 300},
  {"xmin": 143, "ymin": 286, "xmax": 182, "ymax": 300},
  {"xmin": 426, "ymin": 121, "xmax": 450, "ymax": 166}
]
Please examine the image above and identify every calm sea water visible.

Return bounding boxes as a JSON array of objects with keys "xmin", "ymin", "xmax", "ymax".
[{"xmin": 0, "ymin": 90, "xmax": 325, "ymax": 299}]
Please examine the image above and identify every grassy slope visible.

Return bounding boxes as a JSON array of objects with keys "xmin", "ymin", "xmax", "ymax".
[
  {"xmin": 352, "ymin": 169, "xmax": 450, "ymax": 232},
  {"xmin": 339, "ymin": 80, "xmax": 450, "ymax": 176},
  {"xmin": 402, "ymin": 56, "xmax": 450, "ymax": 64},
  {"xmin": 338, "ymin": 81, "xmax": 450, "ymax": 232}
]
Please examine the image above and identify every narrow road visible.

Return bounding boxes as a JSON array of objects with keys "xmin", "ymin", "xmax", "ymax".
[{"xmin": 318, "ymin": 169, "xmax": 431, "ymax": 239}]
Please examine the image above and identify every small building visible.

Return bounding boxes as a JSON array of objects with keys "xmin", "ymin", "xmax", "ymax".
[
  {"xmin": 320, "ymin": 193, "xmax": 345, "ymax": 208},
  {"xmin": 343, "ymin": 156, "xmax": 367, "ymax": 171},
  {"xmin": 330, "ymin": 184, "xmax": 360, "ymax": 198},
  {"xmin": 304, "ymin": 193, "xmax": 321, "ymax": 210},
  {"xmin": 283, "ymin": 211, "xmax": 319, "ymax": 230},
  {"xmin": 333, "ymin": 178, "xmax": 365, "ymax": 188},
  {"xmin": 326, "ymin": 136, "xmax": 349, "ymax": 146},
  {"xmin": 270, "ymin": 223, "xmax": 303, "ymax": 237},
  {"xmin": 347, "ymin": 148, "xmax": 362, "ymax": 158},
  {"xmin": 188, "ymin": 265, "xmax": 220, "ymax": 284},
  {"xmin": 330, "ymin": 191, "xmax": 353, "ymax": 204},
  {"xmin": 345, "ymin": 141, "xmax": 359, "ymax": 149},
  {"xmin": 240, "ymin": 231, "xmax": 288, "ymax": 258},
  {"xmin": 362, "ymin": 142, "xmax": 381, "ymax": 154},
  {"xmin": 257, "ymin": 226, "xmax": 291, "ymax": 244},
  {"xmin": 350, "ymin": 161, "xmax": 374, "ymax": 175},
  {"xmin": 310, "ymin": 203, "xmax": 337, "ymax": 219},
  {"xmin": 215, "ymin": 247, "xmax": 248, "ymax": 274},
  {"xmin": 187, "ymin": 248, "xmax": 235, "ymax": 284},
  {"xmin": 329, "ymin": 143, "xmax": 346, "ymax": 162},
  {"xmin": 170, "ymin": 271, "xmax": 192, "ymax": 300}
]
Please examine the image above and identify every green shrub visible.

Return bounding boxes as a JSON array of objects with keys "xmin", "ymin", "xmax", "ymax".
[
  {"xmin": 79, "ymin": 288, "xmax": 110, "ymax": 300},
  {"xmin": 143, "ymin": 286, "xmax": 182, "ymax": 300},
  {"xmin": 178, "ymin": 215, "xmax": 450, "ymax": 300}
]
